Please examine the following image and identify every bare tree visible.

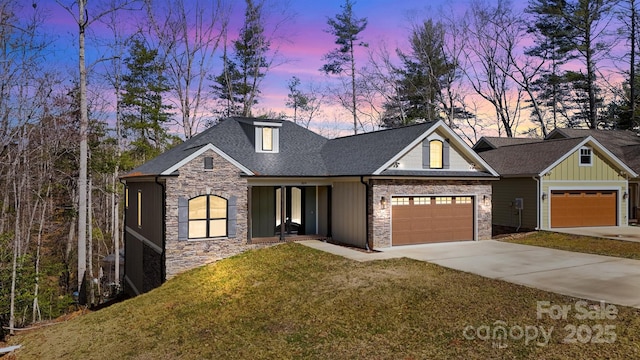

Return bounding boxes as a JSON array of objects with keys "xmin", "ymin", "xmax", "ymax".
[
  {"xmin": 463, "ymin": 0, "xmax": 523, "ymax": 137},
  {"xmin": 143, "ymin": 0, "xmax": 229, "ymax": 138},
  {"xmin": 97, "ymin": 4, "xmax": 130, "ymax": 290},
  {"xmin": 487, "ymin": 5, "xmax": 549, "ymax": 136},
  {"xmin": 57, "ymin": 0, "xmax": 139, "ymax": 302}
]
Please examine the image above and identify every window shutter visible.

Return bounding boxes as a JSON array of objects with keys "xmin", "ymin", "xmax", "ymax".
[
  {"xmin": 204, "ymin": 156, "xmax": 213, "ymax": 170},
  {"xmin": 227, "ymin": 196, "xmax": 237, "ymax": 238},
  {"xmin": 178, "ymin": 196, "xmax": 188, "ymax": 241},
  {"xmin": 443, "ymin": 141, "xmax": 450, "ymax": 169},
  {"xmin": 422, "ymin": 140, "xmax": 430, "ymax": 169}
]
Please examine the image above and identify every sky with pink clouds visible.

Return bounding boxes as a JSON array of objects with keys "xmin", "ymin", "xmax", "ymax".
[
  {"xmin": 28, "ymin": 0, "xmax": 478, "ymax": 135},
  {"xmin": 25, "ymin": 0, "xmax": 616, "ymax": 138}
]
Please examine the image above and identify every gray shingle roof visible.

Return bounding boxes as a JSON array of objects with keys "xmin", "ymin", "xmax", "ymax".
[
  {"xmin": 123, "ymin": 117, "xmax": 488, "ymax": 179},
  {"xmin": 547, "ymin": 128, "xmax": 640, "ymax": 173},
  {"xmin": 321, "ymin": 121, "xmax": 438, "ymax": 175},
  {"xmin": 473, "ymin": 136, "xmax": 541, "ymax": 152},
  {"xmin": 478, "ymin": 137, "xmax": 585, "ymax": 176}
]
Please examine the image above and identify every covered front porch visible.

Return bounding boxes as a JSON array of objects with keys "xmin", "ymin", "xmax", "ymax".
[{"xmin": 248, "ymin": 181, "xmax": 332, "ymax": 243}]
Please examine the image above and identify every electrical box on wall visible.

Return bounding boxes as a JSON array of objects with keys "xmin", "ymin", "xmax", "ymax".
[{"xmin": 514, "ymin": 198, "xmax": 523, "ymax": 210}]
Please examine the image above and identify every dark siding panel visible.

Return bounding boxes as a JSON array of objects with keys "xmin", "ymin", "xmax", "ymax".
[
  {"xmin": 124, "ymin": 231, "xmax": 143, "ymax": 296},
  {"xmin": 143, "ymin": 245, "xmax": 163, "ymax": 293},
  {"xmin": 251, "ymin": 187, "xmax": 275, "ymax": 237},
  {"xmin": 123, "ymin": 180, "xmax": 165, "ymax": 296},
  {"xmin": 305, "ymin": 187, "xmax": 317, "ymax": 234}
]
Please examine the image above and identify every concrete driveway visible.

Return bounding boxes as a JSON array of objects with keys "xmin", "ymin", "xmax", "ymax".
[
  {"xmin": 552, "ymin": 225, "xmax": 640, "ymax": 242},
  {"xmin": 300, "ymin": 239, "xmax": 640, "ymax": 309}
]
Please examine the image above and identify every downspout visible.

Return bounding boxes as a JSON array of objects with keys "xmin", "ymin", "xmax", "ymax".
[
  {"xmin": 118, "ymin": 178, "xmax": 126, "ymax": 292},
  {"xmin": 155, "ymin": 176, "xmax": 167, "ymax": 284},
  {"xmin": 533, "ymin": 176, "xmax": 541, "ymax": 230},
  {"xmin": 360, "ymin": 176, "xmax": 371, "ymax": 251}
]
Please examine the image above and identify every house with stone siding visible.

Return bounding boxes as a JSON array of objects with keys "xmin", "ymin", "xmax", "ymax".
[{"xmin": 121, "ymin": 117, "xmax": 498, "ymax": 296}]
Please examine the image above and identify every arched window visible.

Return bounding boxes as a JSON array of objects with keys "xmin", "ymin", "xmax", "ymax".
[
  {"xmin": 188, "ymin": 195, "xmax": 227, "ymax": 239},
  {"xmin": 429, "ymin": 140, "xmax": 443, "ymax": 169}
]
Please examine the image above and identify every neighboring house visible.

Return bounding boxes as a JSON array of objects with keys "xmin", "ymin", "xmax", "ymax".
[
  {"xmin": 475, "ymin": 130, "xmax": 639, "ymax": 232},
  {"xmin": 121, "ymin": 117, "xmax": 497, "ymax": 296}
]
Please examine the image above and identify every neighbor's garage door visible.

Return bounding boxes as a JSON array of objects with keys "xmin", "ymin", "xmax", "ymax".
[
  {"xmin": 550, "ymin": 190, "xmax": 617, "ymax": 227},
  {"xmin": 392, "ymin": 196, "xmax": 474, "ymax": 245}
]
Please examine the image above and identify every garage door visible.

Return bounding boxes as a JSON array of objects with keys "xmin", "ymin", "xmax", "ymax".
[
  {"xmin": 392, "ymin": 196, "xmax": 474, "ymax": 245},
  {"xmin": 550, "ymin": 190, "xmax": 617, "ymax": 227}
]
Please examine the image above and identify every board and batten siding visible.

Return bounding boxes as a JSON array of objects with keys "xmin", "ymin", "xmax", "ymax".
[
  {"xmin": 545, "ymin": 150, "xmax": 626, "ymax": 181},
  {"xmin": 394, "ymin": 131, "xmax": 475, "ymax": 171},
  {"xmin": 540, "ymin": 149, "xmax": 628, "ymax": 229},
  {"xmin": 331, "ymin": 181, "xmax": 367, "ymax": 247},
  {"xmin": 491, "ymin": 178, "xmax": 538, "ymax": 230}
]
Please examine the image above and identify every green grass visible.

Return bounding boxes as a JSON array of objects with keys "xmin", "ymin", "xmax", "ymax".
[
  {"xmin": 500, "ymin": 231, "xmax": 640, "ymax": 260},
  {"xmin": 8, "ymin": 242, "xmax": 640, "ymax": 359}
]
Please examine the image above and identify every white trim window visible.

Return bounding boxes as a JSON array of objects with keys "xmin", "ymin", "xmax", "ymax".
[
  {"xmin": 188, "ymin": 195, "xmax": 228, "ymax": 239},
  {"xmin": 255, "ymin": 126, "xmax": 279, "ymax": 153},
  {"xmin": 579, "ymin": 147, "xmax": 592, "ymax": 166},
  {"xmin": 429, "ymin": 140, "xmax": 443, "ymax": 169}
]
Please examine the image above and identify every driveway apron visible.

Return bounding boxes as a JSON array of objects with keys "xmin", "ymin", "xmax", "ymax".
[{"xmin": 300, "ymin": 239, "xmax": 640, "ymax": 309}]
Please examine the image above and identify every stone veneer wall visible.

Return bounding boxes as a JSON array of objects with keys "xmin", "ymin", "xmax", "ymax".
[
  {"xmin": 370, "ymin": 179, "xmax": 493, "ymax": 248},
  {"xmin": 164, "ymin": 149, "xmax": 266, "ymax": 278}
]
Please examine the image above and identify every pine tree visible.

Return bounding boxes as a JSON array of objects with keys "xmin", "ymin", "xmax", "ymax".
[
  {"xmin": 381, "ymin": 20, "xmax": 456, "ymax": 128},
  {"xmin": 526, "ymin": 0, "xmax": 578, "ymax": 129},
  {"xmin": 121, "ymin": 38, "xmax": 173, "ymax": 164},
  {"xmin": 322, "ymin": 0, "xmax": 368, "ymax": 134},
  {"xmin": 528, "ymin": 0, "xmax": 615, "ymax": 128}
]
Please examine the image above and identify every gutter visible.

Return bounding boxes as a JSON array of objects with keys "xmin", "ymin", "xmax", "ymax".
[
  {"xmin": 155, "ymin": 176, "xmax": 167, "ymax": 284},
  {"xmin": 360, "ymin": 176, "xmax": 371, "ymax": 251}
]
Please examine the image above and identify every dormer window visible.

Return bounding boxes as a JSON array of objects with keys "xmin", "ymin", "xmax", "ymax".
[
  {"xmin": 262, "ymin": 127, "xmax": 273, "ymax": 151},
  {"xmin": 254, "ymin": 122, "xmax": 281, "ymax": 153},
  {"xmin": 579, "ymin": 147, "xmax": 592, "ymax": 166}
]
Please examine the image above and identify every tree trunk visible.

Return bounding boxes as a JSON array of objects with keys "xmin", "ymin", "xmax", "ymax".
[
  {"xmin": 78, "ymin": 0, "xmax": 88, "ymax": 292},
  {"xmin": 88, "ymin": 176, "xmax": 94, "ymax": 305},
  {"xmin": 631, "ymin": 0, "xmax": 637, "ymax": 127},
  {"xmin": 9, "ymin": 157, "xmax": 20, "ymax": 335},
  {"xmin": 350, "ymin": 38, "xmax": 357, "ymax": 135}
]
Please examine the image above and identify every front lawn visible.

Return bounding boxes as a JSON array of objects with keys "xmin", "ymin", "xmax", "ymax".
[
  {"xmin": 500, "ymin": 231, "xmax": 640, "ymax": 260},
  {"xmin": 8, "ymin": 243, "xmax": 640, "ymax": 359}
]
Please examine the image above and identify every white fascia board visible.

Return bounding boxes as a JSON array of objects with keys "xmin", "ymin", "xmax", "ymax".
[
  {"xmin": 539, "ymin": 136, "xmax": 638, "ymax": 178},
  {"xmin": 372, "ymin": 120, "xmax": 499, "ymax": 176},
  {"xmin": 161, "ymin": 143, "xmax": 254, "ymax": 176},
  {"xmin": 372, "ymin": 121, "xmax": 439, "ymax": 175},
  {"xmin": 254, "ymin": 121, "xmax": 282, "ymax": 127}
]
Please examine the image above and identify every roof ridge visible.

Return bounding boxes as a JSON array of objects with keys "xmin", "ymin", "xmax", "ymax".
[{"xmin": 333, "ymin": 121, "xmax": 437, "ymax": 140}]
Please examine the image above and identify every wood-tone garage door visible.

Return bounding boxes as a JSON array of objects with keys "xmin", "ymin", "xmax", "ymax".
[
  {"xmin": 392, "ymin": 196, "xmax": 474, "ymax": 245},
  {"xmin": 550, "ymin": 190, "xmax": 617, "ymax": 228}
]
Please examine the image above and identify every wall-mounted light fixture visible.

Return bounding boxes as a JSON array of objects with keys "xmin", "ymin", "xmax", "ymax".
[
  {"xmin": 623, "ymin": 192, "xmax": 628, "ymax": 200},
  {"xmin": 483, "ymin": 194, "xmax": 490, "ymax": 204},
  {"xmin": 541, "ymin": 192, "xmax": 547, "ymax": 200},
  {"xmin": 380, "ymin": 196, "xmax": 387, "ymax": 209}
]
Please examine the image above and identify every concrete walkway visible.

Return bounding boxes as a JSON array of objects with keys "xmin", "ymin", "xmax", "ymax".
[{"xmin": 299, "ymin": 239, "xmax": 640, "ymax": 309}]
